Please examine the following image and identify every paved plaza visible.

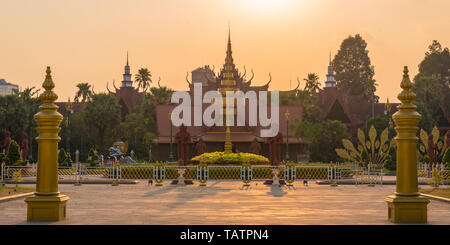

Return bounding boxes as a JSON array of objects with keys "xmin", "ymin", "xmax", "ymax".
[{"xmin": 0, "ymin": 181, "xmax": 449, "ymax": 225}]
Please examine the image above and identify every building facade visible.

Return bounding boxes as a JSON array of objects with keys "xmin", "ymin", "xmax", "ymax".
[
  {"xmin": 0, "ymin": 79, "xmax": 19, "ymax": 95},
  {"xmin": 151, "ymin": 32, "xmax": 309, "ymax": 162}
]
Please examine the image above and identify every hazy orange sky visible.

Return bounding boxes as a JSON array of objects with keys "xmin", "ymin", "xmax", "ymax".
[{"xmin": 1, "ymin": 0, "xmax": 449, "ymax": 103}]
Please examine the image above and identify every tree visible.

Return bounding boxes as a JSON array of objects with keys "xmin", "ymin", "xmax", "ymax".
[
  {"xmin": 302, "ymin": 104, "xmax": 324, "ymax": 123},
  {"xmin": 412, "ymin": 75, "xmax": 445, "ymax": 115},
  {"xmin": 135, "ymin": 68, "xmax": 152, "ymax": 92},
  {"xmin": 149, "ymin": 86, "xmax": 174, "ymax": 105},
  {"xmin": 83, "ymin": 93, "xmax": 121, "ymax": 153},
  {"xmin": 332, "ymin": 34, "xmax": 375, "ymax": 99},
  {"xmin": 414, "ymin": 101, "xmax": 436, "ymax": 133},
  {"xmin": 143, "ymin": 132, "xmax": 155, "ymax": 162},
  {"xmin": 63, "ymin": 112, "xmax": 94, "ymax": 162},
  {"xmin": 293, "ymin": 120, "xmax": 348, "ymax": 162},
  {"xmin": 303, "ymin": 73, "xmax": 321, "ymax": 93},
  {"xmin": 74, "ymin": 83, "xmax": 93, "ymax": 103},
  {"xmin": 363, "ymin": 116, "xmax": 395, "ymax": 142},
  {"xmin": 296, "ymin": 89, "xmax": 315, "ymax": 110},
  {"xmin": 7, "ymin": 140, "xmax": 21, "ymax": 165},
  {"xmin": 58, "ymin": 148, "xmax": 69, "ymax": 166},
  {"xmin": 16, "ymin": 87, "xmax": 41, "ymax": 162},
  {"xmin": 413, "ymin": 40, "xmax": 450, "ymax": 117},
  {"xmin": 0, "ymin": 95, "xmax": 28, "ymax": 140},
  {"xmin": 87, "ymin": 147, "xmax": 99, "ymax": 167},
  {"xmin": 420, "ymin": 40, "xmax": 450, "ymax": 84}
]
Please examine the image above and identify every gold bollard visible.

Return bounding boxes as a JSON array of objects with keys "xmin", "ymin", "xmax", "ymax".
[
  {"xmin": 385, "ymin": 66, "xmax": 429, "ymax": 223},
  {"xmin": 25, "ymin": 67, "xmax": 69, "ymax": 221}
]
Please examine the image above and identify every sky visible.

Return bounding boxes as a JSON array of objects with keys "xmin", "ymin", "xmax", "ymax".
[{"xmin": 1, "ymin": 0, "xmax": 449, "ymax": 103}]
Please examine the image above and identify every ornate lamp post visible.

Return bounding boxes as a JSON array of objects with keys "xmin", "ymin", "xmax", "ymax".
[
  {"xmin": 25, "ymin": 67, "xmax": 69, "ymax": 221},
  {"xmin": 384, "ymin": 98, "xmax": 392, "ymax": 141},
  {"xmin": 74, "ymin": 149, "xmax": 81, "ymax": 186},
  {"xmin": 284, "ymin": 109, "xmax": 290, "ymax": 162},
  {"xmin": 168, "ymin": 109, "xmax": 175, "ymax": 162},
  {"xmin": 65, "ymin": 98, "xmax": 73, "ymax": 166},
  {"xmin": 385, "ymin": 66, "xmax": 429, "ymax": 223}
]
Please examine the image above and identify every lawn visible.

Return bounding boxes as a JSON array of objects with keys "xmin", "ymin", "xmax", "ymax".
[
  {"xmin": 0, "ymin": 185, "xmax": 35, "ymax": 197},
  {"xmin": 420, "ymin": 187, "xmax": 450, "ymax": 199}
]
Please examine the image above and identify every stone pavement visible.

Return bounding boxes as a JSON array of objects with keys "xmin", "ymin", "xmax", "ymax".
[{"xmin": 0, "ymin": 181, "xmax": 449, "ymax": 225}]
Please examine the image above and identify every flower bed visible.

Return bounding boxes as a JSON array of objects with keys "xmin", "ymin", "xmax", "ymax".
[{"xmin": 191, "ymin": 152, "xmax": 269, "ymax": 165}]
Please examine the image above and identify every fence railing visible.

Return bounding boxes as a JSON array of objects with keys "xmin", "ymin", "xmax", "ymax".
[
  {"xmin": 3, "ymin": 163, "xmax": 447, "ymax": 185},
  {"xmin": 1, "ymin": 164, "xmax": 338, "ymax": 183}
]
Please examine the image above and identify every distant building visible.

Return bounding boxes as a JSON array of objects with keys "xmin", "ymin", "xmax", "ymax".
[
  {"xmin": 0, "ymin": 79, "xmax": 19, "ymax": 95},
  {"xmin": 107, "ymin": 53, "xmax": 144, "ymax": 120}
]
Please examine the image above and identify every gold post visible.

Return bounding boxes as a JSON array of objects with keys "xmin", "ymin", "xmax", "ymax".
[
  {"xmin": 25, "ymin": 67, "xmax": 69, "ymax": 221},
  {"xmin": 385, "ymin": 66, "xmax": 429, "ymax": 223},
  {"xmin": 224, "ymin": 126, "xmax": 232, "ymax": 153}
]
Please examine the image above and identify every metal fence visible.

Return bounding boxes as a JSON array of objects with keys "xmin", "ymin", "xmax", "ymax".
[
  {"xmin": 3, "ymin": 163, "xmax": 447, "ymax": 185},
  {"xmin": 1, "ymin": 164, "xmax": 337, "ymax": 184}
]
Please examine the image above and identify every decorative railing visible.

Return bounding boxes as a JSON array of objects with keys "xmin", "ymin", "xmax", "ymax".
[{"xmin": 3, "ymin": 162, "xmax": 447, "ymax": 185}]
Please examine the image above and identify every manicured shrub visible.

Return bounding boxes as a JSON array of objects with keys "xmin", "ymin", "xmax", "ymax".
[
  {"xmin": 191, "ymin": 152, "xmax": 269, "ymax": 164},
  {"xmin": 6, "ymin": 140, "xmax": 20, "ymax": 165},
  {"xmin": 87, "ymin": 147, "xmax": 99, "ymax": 167},
  {"xmin": 58, "ymin": 148, "xmax": 69, "ymax": 166}
]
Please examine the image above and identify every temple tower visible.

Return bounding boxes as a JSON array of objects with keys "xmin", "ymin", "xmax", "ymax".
[
  {"xmin": 122, "ymin": 52, "xmax": 133, "ymax": 87},
  {"xmin": 325, "ymin": 53, "xmax": 336, "ymax": 88},
  {"xmin": 219, "ymin": 28, "xmax": 239, "ymax": 153}
]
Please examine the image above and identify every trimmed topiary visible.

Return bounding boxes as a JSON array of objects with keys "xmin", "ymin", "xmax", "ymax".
[
  {"xmin": 6, "ymin": 140, "xmax": 20, "ymax": 165},
  {"xmin": 192, "ymin": 152, "xmax": 269, "ymax": 165}
]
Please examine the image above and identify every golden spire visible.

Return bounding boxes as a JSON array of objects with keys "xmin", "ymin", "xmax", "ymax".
[
  {"xmin": 398, "ymin": 66, "xmax": 416, "ymax": 104},
  {"xmin": 221, "ymin": 27, "xmax": 236, "ymax": 87},
  {"xmin": 40, "ymin": 66, "xmax": 58, "ymax": 104},
  {"xmin": 224, "ymin": 126, "xmax": 232, "ymax": 154}
]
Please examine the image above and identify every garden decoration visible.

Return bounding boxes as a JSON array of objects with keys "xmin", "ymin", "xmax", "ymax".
[
  {"xmin": 418, "ymin": 126, "xmax": 447, "ymax": 164},
  {"xmin": 335, "ymin": 125, "xmax": 395, "ymax": 167}
]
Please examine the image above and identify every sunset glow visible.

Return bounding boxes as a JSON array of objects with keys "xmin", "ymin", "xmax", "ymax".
[{"xmin": 0, "ymin": 0, "xmax": 449, "ymax": 103}]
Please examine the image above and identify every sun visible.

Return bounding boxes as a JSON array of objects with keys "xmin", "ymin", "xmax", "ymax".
[{"xmin": 240, "ymin": 0, "xmax": 297, "ymax": 12}]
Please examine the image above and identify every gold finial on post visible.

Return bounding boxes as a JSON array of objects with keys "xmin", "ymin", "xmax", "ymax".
[
  {"xmin": 385, "ymin": 66, "xmax": 429, "ymax": 223},
  {"xmin": 40, "ymin": 66, "xmax": 58, "ymax": 103},
  {"xmin": 25, "ymin": 66, "xmax": 69, "ymax": 221},
  {"xmin": 397, "ymin": 66, "xmax": 416, "ymax": 104}
]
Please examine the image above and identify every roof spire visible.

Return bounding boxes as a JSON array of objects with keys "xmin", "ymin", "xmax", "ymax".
[
  {"xmin": 325, "ymin": 53, "xmax": 336, "ymax": 88},
  {"xmin": 220, "ymin": 26, "xmax": 237, "ymax": 87},
  {"xmin": 122, "ymin": 52, "xmax": 132, "ymax": 87},
  {"xmin": 228, "ymin": 23, "xmax": 231, "ymax": 44}
]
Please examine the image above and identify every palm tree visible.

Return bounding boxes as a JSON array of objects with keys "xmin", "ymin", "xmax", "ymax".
[
  {"xmin": 74, "ymin": 83, "xmax": 93, "ymax": 102},
  {"xmin": 150, "ymin": 86, "xmax": 174, "ymax": 104},
  {"xmin": 135, "ymin": 68, "xmax": 152, "ymax": 92},
  {"xmin": 303, "ymin": 73, "xmax": 321, "ymax": 93}
]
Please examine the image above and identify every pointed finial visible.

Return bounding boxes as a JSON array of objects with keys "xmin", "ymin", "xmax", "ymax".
[
  {"xmin": 400, "ymin": 66, "xmax": 411, "ymax": 90},
  {"xmin": 397, "ymin": 66, "xmax": 416, "ymax": 104},
  {"xmin": 385, "ymin": 97, "xmax": 391, "ymax": 112},
  {"xmin": 40, "ymin": 66, "xmax": 58, "ymax": 103},
  {"xmin": 126, "ymin": 51, "xmax": 129, "ymax": 66}
]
